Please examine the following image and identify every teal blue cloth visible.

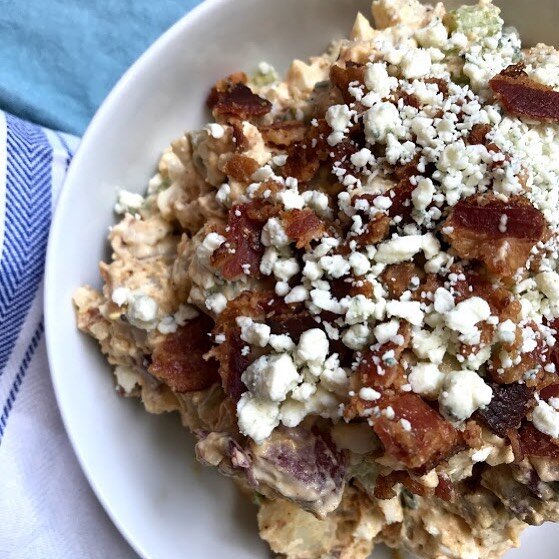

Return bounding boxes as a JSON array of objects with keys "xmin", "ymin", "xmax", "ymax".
[{"xmin": 0, "ymin": 0, "xmax": 202, "ymax": 135}]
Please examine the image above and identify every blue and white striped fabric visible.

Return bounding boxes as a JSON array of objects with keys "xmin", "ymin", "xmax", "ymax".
[{"xmin": 0, "ymin": 112, "xmax": 137, "ymax": 559}]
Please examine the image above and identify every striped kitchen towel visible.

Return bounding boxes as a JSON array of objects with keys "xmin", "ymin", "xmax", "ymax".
[{"xmin": 0, "ymin": 111, "xmax": 137, "ymax": 558}]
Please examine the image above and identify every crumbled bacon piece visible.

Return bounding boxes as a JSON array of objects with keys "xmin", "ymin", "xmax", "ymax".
[
  {"xmin": 500, "ymin": 63, "xmax": 528, "ymax": 79},
  {"xmin": 388, "ymin": 178, "xmax": 418, "ymax": 221},
  {"xmin": 476, "ymin": 383, "xmax": 533, "ymax": 438},
  {"xmin": 424, "ymin": 77, "xmax": 449, "ymax": 96},
  {"xmin": 434, "ymin": 473, "xmax": 455, "ymax": 502},
  {"xmin": 394, "ymin": 87, "xmax": 422, "ymax": 110},
  {"xmin": 252, "ymin": 180, "xmax": 283, "ymax": 200},
  {"xmin": 219, "ymin": 329, "xmax": 251, "ymax": 401},
  {"xmin": 467, "ymin": 123, "xmax": 494, "ymax": 146},
  {"xmin": 358, "ymin": 357, "xmax": 406, "ymax": 392},
  {"xmin": 393, "ymin": 156, "xmax": 420, "ymax": 182},
  {"xmin": 208, "ymin": 78, "xmax": 272, "ymax": 121},
  {"xmin": 518, "ymin": 423, "xmax": 559, "ymax": 459},
  {"xmin": 229, "ymin": 118, "xmax": 250, "ymax": 151},
  {"xmin": 350, "ymin": 278, "xmax": 375, "ymax": 297},
  {"xmin": 268, "ymin": 309, "xmax": 317, "ymax": 341},
  {"xmin": 355, "ymin": 176, "xmax": 418, "ymax": 224},
  {"xmin": 329, "ymin": 139, "xmax": 360, "ymax": 176},
  {"xmin": 540, "ymin": 384, "xmax": 559, "ymax": 401},
  {"xmin": 211, "ymin": 202, "xmax": 277, "ymax": 280},
  {"xmin": 330, "ymin": 63, "xmax": 366, "ymax": 104},
  {"xmin": 269, "ymin": 303, "xmax": 355, "ymax": 367},
  {"xmin": 245, "ymin": 200, "xmax": 280, "ymax": 222},
  {"xmin": 283, "ymin": 144, "xmax": 322, "ymax": 183},
  {"xmin": 467, "ymin": 123, "xmax": 503, "ymax": 161},
  {"xmin": 488, "ymin": 322, "xmax": 549, "ymax": 385},
  {"xmin": 356, "ymin": 323, "xmax": 411, "ymax": 390},
  {"xmin": 451, "ymin": 268, "xmax": 521, "ymax": 322},
  {"xmin": 282, "ymin": 120, "xmax": 330, "ymax": 182},
  {"xmin": 211, "ymin": 291, "xmax": 273, "ymax": 400},
  {"xmin": 206, "ymin": 72, "xmax": 248, "ymax": 107},
  {"xmin": 463, "ymin": 420, "xmax": 484, "ymax": 449},
  {"xmin": 412, "ymin": 274, "xmax": 444, "ymax": 304},
  {"xmin": 449, "ymin": 195, "xmax": 545, "ymax": 239},
  {"xmin": 260, "ymin": 120, "xmax": 308, "ymax": 147},
  {"xmin": 443, "ymin": 195, "xmax": 546, "ymax": 277},
  {"xmin": 374, "ymin": 471, "xmax": 429, "ymax": 500},
  {"xmin": 281, "ymin": 209, "xmax": 326, "ymax": 248},
  {"xmin": 329, "ymin": 277, "xmax": 353, "ymax": 300},
  {"xmin": 373, "ymin": 393, "xmax": 463, "ymax": 470},
  {"xmin": 352, "ymin": 213, "xmax": 391, "ymax": 247},
  {"xmin": 490, "ymin": 64, "xmax": 559, "ymax": 122},
  {"xmin": 221, "ymin": 154, "xmax": 260, "ymax": 182},
  {"xmin": 381, "ymin": 263, "xmax": 422, "ymax": 299},
  {"xmin": 149, "ymin": 314, "xmax": 220, "ymax": 393}
]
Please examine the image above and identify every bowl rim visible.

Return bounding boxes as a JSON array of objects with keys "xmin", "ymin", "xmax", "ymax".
[{"xmin": 44, "ymin": 1, "xmax": 234, "ymax": 557}]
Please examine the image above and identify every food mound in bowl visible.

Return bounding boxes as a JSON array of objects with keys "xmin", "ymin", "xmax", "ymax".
[{"xmin": 74, "ymin": 1, "xmax": 559, "ymax": 557}]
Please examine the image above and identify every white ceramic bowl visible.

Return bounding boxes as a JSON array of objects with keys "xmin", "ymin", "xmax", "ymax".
[{"xmin": 45, "ymin": 1, "xmax": 559, "ymax": 558}]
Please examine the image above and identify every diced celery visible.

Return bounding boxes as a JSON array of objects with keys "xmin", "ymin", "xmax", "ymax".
[
  {"xmin": 251, "ymin": 63, "xmax": 279, "ymax": 88},
  {"xmin": 445, "ymin": 3, "xmax": 503, "ymax": 40},
  {"xmin": 252, "ymin": 492, "xmax": 265, "ymax": 506}
]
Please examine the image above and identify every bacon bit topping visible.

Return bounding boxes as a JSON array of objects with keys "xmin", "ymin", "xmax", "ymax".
[
  {"xmin": 449, "ymin": 195, "xmax": 545, "ymax": 239},
  {"xmin": 388, "ymin": 179, "xmax": 418, "ymax": 221},
  {"xmin": 222, "ymin": 154, "xmax": 260, "ymax": 182},
  {"xmin": 221, "ymin": 329, "xmax": 252, "ymax": 401},
  {"xmin": 253, "ymin": 180, "xmax": 283, "ymax": 199},
  {"xmin": 149, "ymin": 314, "xmax": 220, "ymax": 393},
  {"xmin": 424, "ymin": 77, "xmax": 449, "ymax": 96},
  {"xmin": 490, "ymin": 63, "xmax": 559, "ymax": 122},
  {"xmin": 357, "ymin": 324, "xmax": 411, "ymax": 390},
  {"xmin": 434, "ymin": 473, "xmax": 455, "ymax": 502},
  {"xmin": 349, "ymin": 279, "xmax": 375, "ymax": 298},
  {"xmin": 268, "ymin": 309, "xmax": 317, "ymax": 341},
  {"xmin": 207, "ymin": 72, "xmax": 248, "ymax": 107},
  {"xmin": 393, "ymin": 155, "xmax": 421, "ymax": 182},
  {"xmin": 266, "ymin": 298, "xmax": 354, "ymax": 364},
  {"xmin": 211, "ymin": 292, "xmax": 272, "ymax": 400},
  {"xmin": 281, "ymin": 120, "xmax": 330, "ymax": 183},
  {"xmin": 260, "ymin": 120, "xmax": 308, "ymax": 147},
  {"xmin": 443, "ymin": 195, "xmax": 546, "ymax": 277},
  {"xmin": 463, "ymin": 420, "xmax": 484, "ymax": 449},
  {"xmin": 540, "ymin": 384, "xmax": 559, "ymax": 402},
  {"xmin": 352, "ymin": 213, "xmax": 391, "ymax": 248},
  {"xmin": 467, "ymin": 123, "xmax": 494, "ymax": 146},
  {"xmin": 358, "ymin": 357, "xmax": 406, "ymax": 392},
  {"xmin": 356, "ymin": 178, "xmax": 418, "ymax": 226},
  {"xmin": 476, "ymin": 383, "xmax": 533, "ymax": 438},
  {"xmin": 412, "ymin": 274, "xmax": 444, "ymax": 305},
  {"xmin": 229, "ymin": 118, "xmax": 250, "ymax": 151},
  {"xmin": 373, "ymin": 393, "xmax": 463, "ymax": 470},
  {"xmin": 208, "ymin": 78, "xmax": 272, "ymax": 121},
  {"xmin": 451, "ymin": 269, "xmax": 521, "ymax": 321},
  {"xmin": 381, "ymin": 263, "xmax": 423, "ymax": 299},
  {"xmin": 282, "ymin": 208, "xmax": 326, "ymax": 249},
  {"xmin": 518, "ymin": 423, "xmax": 559, "ymax": 459},
  {"xmin": 212, "ymin": 202, "xmax": 278, "ymax": 280},
  {"xmin": 488, "ymin": 320, "xmax": 549, "ymax": 385},
  {"xmin": 467, "ymin": 123, "xmax": 503, "ymax": 161},
  {"xmin": 282, "ymin": 145, "xmax": 321, "ymax": 183},
  {"xmin": 245, "ymin": 200, "xmax": 281, "ymax": 222},
  {"xmin": 374, "ymin": 471, "xmax": 429, "ymax": 500},
  {"xmin": 330, "ymin": 63, "xmax": 366, "ymax": 104}
]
